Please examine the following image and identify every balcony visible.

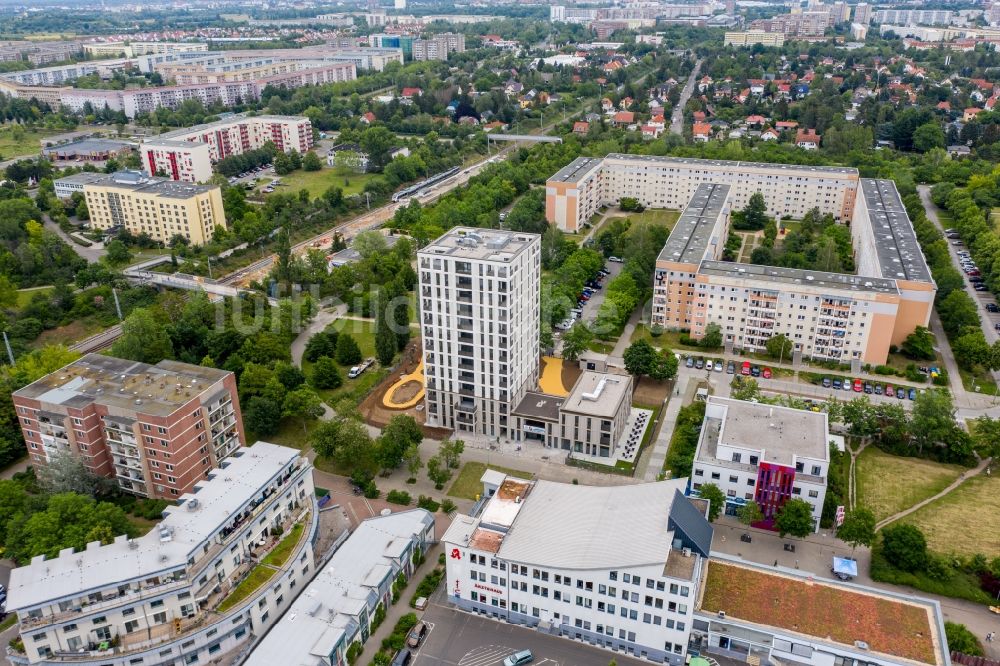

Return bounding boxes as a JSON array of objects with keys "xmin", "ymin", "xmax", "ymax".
[
  {"xmin": 458, "ymin": 385, "xmax": 475, "ymax": 397},
  {"xmin": 455, "ymin": 400, "xmax": 478, "ymax": 414},
  {"xmin": 457, "ymin": 290, "xmax": 473, "ymax": 304}
]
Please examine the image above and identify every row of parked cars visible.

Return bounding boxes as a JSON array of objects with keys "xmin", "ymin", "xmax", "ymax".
[
  {"xmin": 555, "ymin": 267, "xmax": 610, "ymax": 330},
  {"xmin": 684, "ymin": 357, "xmax": 774, "ymax": 379},
  {"xmin": 227, "ymin": 163, "xmax": 273, "ymax": 185},
  {"xmin": 949, "ymin": 232, "xmax": 989, "ymax": 293},
  {"xmin": 820, "ymin": 376, "xmax": 918, "ymax": 400}
]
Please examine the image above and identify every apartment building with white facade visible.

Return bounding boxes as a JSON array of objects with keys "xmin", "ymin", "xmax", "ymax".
[
  {"xmin": 872, "ymin": 9, "xmax": 954, "ymax": 25},
  {"xmin": 547, "ymin": 156, "xmax": 935, "ymax": 365},
  {"xmin": 419, "ymin": 228, "xmax": 541, "ymax": 438},
  {"xmin": 546, "ymin": 155, "xmax": 859, "ymax": 233},
  {"xmin": 6, "ymin": 443, "xmax": 317, "ymax": 666},
  {"xmin": 141, "ymin": 115, "xmax": 313, "ymax": 182},
  {"xmin": 691, "ymin": 397, "xmax": 830, "ymax": 531},
  {"xmin": 246, "ymin": 509, "xmax": 435, "ymax": 666},
  {"xmin": 443, "ymin": 473, "xmax": 713, "ymax": 665},
  {"xmin": 12, "ymin": 354, "xmax": 243, "ymax": 499}
]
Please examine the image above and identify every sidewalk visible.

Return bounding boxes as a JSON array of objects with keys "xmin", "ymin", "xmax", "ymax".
[{"xmin": 640, "ymin": 375, "xmax": 691, "ymax": 481}]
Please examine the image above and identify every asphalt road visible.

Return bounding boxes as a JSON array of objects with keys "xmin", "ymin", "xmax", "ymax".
[
  {"xmin": 414, "ymin": 603, "xmax": 647, "ymax": 666},
  {"xmin": 670, "ymin": 59, "xmax": 702, "ymax": 136}
]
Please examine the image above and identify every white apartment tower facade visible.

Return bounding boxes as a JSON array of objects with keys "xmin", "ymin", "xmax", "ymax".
[{"xmin": 419, "ymin": 228, "xmax": 541, "ymax": 439}]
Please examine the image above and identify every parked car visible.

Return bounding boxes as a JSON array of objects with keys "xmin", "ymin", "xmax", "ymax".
[
  {"xmin": 714, "ymin": 361, "xmax": 724, "ymax": 372},
  {"xmin": 406, "ymin": 622, "xmax": 428, "ymax": 649},
  {"xmin": 885, "ymin": 384, "xmax": 894, "ymax": 396},
  {"xmin": 695, "ymin": 358, "xmax": 705, "ymax": 369},
  {"xmin": 608, "ymin": 256, "xmax": 624, "ymax": 263},
  {"xmin": 975, "ymin": 284, "xmax": 989, "ymax": 291},
  {"xmin": 986, "ymin": 303, "xmax": 999, "ymax": 312},
  {"xmin": 348, "ymin": 358, "xmax": 375, "ymax": 379},
  {"xmin": 908, "ymin": 388, "xmax": 917, "ymax": 400},
  {"xmin": 864, "ymin": 382, "xmax": 872, "ymax": 394},
  {"xmin": 874, "ymin": 384, "xmax": 883, "ymax": 395},
  {"xmin": 727, "ymin": 361, "xmax": 735, "ymax": 374},
  {"xmin": 504, "ymin": 651, "xmax": 534, "ymax": 666},
  {"xmin": 822, "ymin": 377, "xmax": 832, "ymax": 388},
  {"xmin": 741, "ymin": 361, "xmax": 751, "ymax": 376},
  {"xmin": 832, "ymin": 378, "xmax": 842, "ymax": 390},
  {"xmin": 392, "ymin": 649, "xmax": 412, "ymax": 666},
  {"xmin": 762, "ymin": 367, "xmax": 772, "ymax": 379},
  {"xmin": 896, "ymin": 387, "xmax": 906, "ymax": 399},
  {"xmin": 853, "ymin": 379, "xmax": 863, "ymax": 392},
  {"xmin": 750, "ymin": 365, "xmax": 761, "ymax": 377},
  {"xmin": 686, "ymin": 356, "xmax": 695, "ymax": 368}
]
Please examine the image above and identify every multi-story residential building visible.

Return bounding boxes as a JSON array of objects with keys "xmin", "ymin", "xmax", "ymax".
[
  {"xmin": 411, "ymin": 33, "xmax": 466, "ymax": 61},
  {"xmin": 749, "ymin": 11, "xmax": 830, "ymax": 36},
  {"xmin": 79, "ymin": 171, "xmax": 226, "ymax": 245},
  {"xmin": 690, "ymin": 397, "xmax": 830, "ymax": 531},
  {"xmin": 246, "ymin": 509, "xmax": 435, "ymax": 665},
  {"xmin": 854, "ymin": 2, "xmax": 872, "ymax": 24},
  {"xmin": 444, "ymin": 473, "xmax": 713, "ymax": 665},
  {"xmin": 6, "ymin": 443, "xmax": 317, "ymax": 666},
  {"xmin": 370, "ymin": 33, "xmax": 416, "ymax": 59},
  {"xmin": 419, "ymin": 228, "xmax": 541, "ymax": 438},
  {"xmin": 141, "ymin": 115, "xmax": 313, "ymax": 182},
  {"xmin": 547, "ymin": 155, "xmax": 860, "ymax": 234},
  {"xmin": 511, "ymin": 370, "xmax": 634, "ymax": 458},
  {"xmin": 549, "ymin": 5, "xmax": 601, "ymax": 23},
  {"xmin": 53, "ymin": 172, "xmax": 113, "ymax": 199},
  {"xmin": 724, "ymin": 30, "xmax": 786, "ymax": 47},
  {"xmin": 83, "ymin": 42, "xmax": 209, "ymax": 58},
  {"xmin": 873, "ymin": 9, "xmax": 954, "ymax": 25},
  {"xmin": 12, "ymin": 353, "xmax": 243, "ymax": 499},
  {"xmin": 548, "ymin": 158, "xmax": 935, "ymax": 364}
]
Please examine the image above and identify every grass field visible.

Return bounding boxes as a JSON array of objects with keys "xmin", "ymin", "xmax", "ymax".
[
  {"xmin": 630, "ymin": 324, "xmax": 702, "ymax": 352},
  {"xmin": 31, "ymin": 319, "xmax": 106, "ymax": 348},
  {"xmin": 855, "ymin": 447, "xmax": 964, "ymax": 523},
  {"xmin": 448, "ymin": 462, "xmax": 533, "ymax": 500},
  {"xmin": 217, "ymin": 565, "xmax": 277, "ymax": 613},
  {"xmin": 0, "ymin": 127, "xmax": 56, "ymax": 160},
  {"xmin": 900, "ymin": 471, "xmax": 1000, "ymax": 557},
  {"xmin": 626, "ymin": 208, "xmax": 680, "ymax": 228},
  {"xmin": 273, "ymin": 168, "xmax": 381, "ymax": 201},
  {"xmin": 16, "ymin": 286, "xmax": 53, "ymax": 308}
]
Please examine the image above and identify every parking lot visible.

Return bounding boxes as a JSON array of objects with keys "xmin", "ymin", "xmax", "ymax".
[
  {"xmin": 943, "ymin": 229, "xmax": 1000, "ymax": 346},
  {"xmin": 554, "ymin": 261, "xmax": 622, "ymax": 334},
  {"xmin": 414, "ymin": 602, "xmax": 647, "ymax": 666}
]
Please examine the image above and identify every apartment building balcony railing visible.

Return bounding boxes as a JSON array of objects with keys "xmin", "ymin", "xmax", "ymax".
[
  {"xmin": 207, "ymin": 397, "xmax": 233, "ymax": 418},
  {"xmin": 455, "ymin": 400, "xmax": 478, "ymax": 414},
  {"xmin": 457, "ymin": 319, "xmax": 473, "ymax": 332},
  {"xmin": 456, "ymin": 410, "xmax": 476, "ymax": 424},
  {"xmin": 457, "ymin": 291, "xmax": 473, "ymax": 304},
  {"xmin": 109, "ymin": 443, "xmax": 140, "ymax": 459},
  {"xmin": 456, "ymin": 305, "xmax": 473, "ymax": 318},
  {"xmin": 117, "ymin": 479, "xmax": 147, "ymax": 496},
  {"xmin": 457, "ymin": 359, "xmax": 474, "ymax": 371},
  {"xmin": 458, "ymin": 385, "xmax": 475, "ymax": 397}
]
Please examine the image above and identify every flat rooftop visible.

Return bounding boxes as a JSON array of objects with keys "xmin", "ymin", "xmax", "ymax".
[
  {"xmin": 12, "ymin": 353, "xmax": 231, "ymax": 418},
  {"xmin": 8, "ymin": 443, "xmax": 301, "ymax": 611},
  {"xmin": 246, "ymin": 510, "xmax": 433, "ymax": 666},
  {"xmin": 512, "ymin": 391, "xmax": 564, "ymax": 421},
  {"xmin": 861, "ymin": 178, "xmax": 932, "ymax": 283},
  {"xmin": 561, "ymin": 371, "xmax": 631, "ymax": 419},
  {"xmin": 699, "ymin": 260, "xmax": 900, "ymax": 294},
  {"xmin": 548, "ymin": 156, "xmax": 604, "ymax": 184},
  {"xmin": 419, "ymin": 227, "xmax": 538, "ymax": 263},
  {"xmin": 657, "ymin": 183, "xmax": 730, "ymax": 265},
  {"xmin": 75, "ymin": 170, "xmax": 217, "ymax": 198},
  {"xmin": 53, "ymin": 172, "xmax": 113, "ymax": 187},
  {"xmin": 479, "ymin": 476, "xmax": 533, "ymax": 529},
  {"xmin": 699, "ymin": 560, "xmax": 943, "ymax": 666},
  {"xmin": 157, "ymin": 114, "xmax": 306, "ymax": 140},
  {"xmin": 604, "ymin": 152, "xmax": 859, "ymax": 176},
  {"xmin": 699, "ymin": 396, "xmax": 830, "ymax": 468},
  {"xmin": 43, "ymin": 138, "xmax": 134, "ymax": 154}
]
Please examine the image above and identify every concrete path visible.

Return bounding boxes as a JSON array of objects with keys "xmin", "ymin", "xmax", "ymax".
[
  {"xmin": 641, "ymin": 375, "xmax": 690, "ymax": 481},
  {"xmin": 610, "ymin": 306, "xmax": 643, "ymax": 358},
  {"xmin": 874, "ymin": 456, "xmax": 992, "ymax": 531},
  {"xmin": 42, "ymin": 215, "xmax": 105, "ymax": 263},
  {"xmin": 290, "ymin": 306, "xmax": 343, "ymax": 367}
]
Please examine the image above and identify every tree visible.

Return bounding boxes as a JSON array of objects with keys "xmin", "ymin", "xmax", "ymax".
[
  {"xmin": 310, "ymin": 356, "xmax": 343, "ymax": 390},
  {"xmin": 730, "ymin": 377, "xmax": 761, "ymax": 401},
  {"xmin": 774, "ymin": 498, "xmax": 815, "ymax": 538},
  {"xmin": 335, "ymin": 333, "xmax": 362, "ymax": 365},
  {"xmin": 700, "ymin": 322, "xmax": 723, "ymax": 350},
  {"xmin": 911, "ymin": 388, "xmax": 956, "ymax": 453},
  {"xmin": 901, "ymin": 326, "xmax": 936, "ymax": 361},
  {"xmin": 304, "ymin": 329, "xmax": 338, "ymax": 363},
  {"xmin": 698, "ymin": 483, "xmax": 726, "ymax": 522},
  {"xmin": 881, "ymin": 523, "xmax": 928, "ymax": 572},
  {"xmin": 562, "ymin": 322, "xmax": 594, "ymax": 362},
  {"xmin": 650, "ymin": 348, "xmax": 679, "ymax": 381},
  {"xmin": 842, "ymin": 397, "xmax": 879, "ymax": 442},
  {"xmin": 375, "ymin": 313, "xmax": 396, "ymax": 366},
  {"xmin": 273, "ymin": 362, "xmax": 306, "ymax": 390},
  {"xmin": 944, "ymin": 622, "xmax": 983, "ymax": 657},
  {"xmin": 37, "ymin": 452, "xmax": 112, "ymax": 497},
  {"xmin": 104, "ymin": 239, "xmax": 132, "ymax": 265},
  {"xmin": 302, "ymin": 151, "xmax": 322, "ymax": 171},
  {"xmin": 735, "ymin": 191, "xmax": 769, "ymax": 230},
  {"xmin": 426, "ymin": 454, "xmax": 451, "ymax": 489},
  {"xmin": 243, "ymin": 396, "xmax": 282, "ymax": 436},
  {"xmin": 404, "ymin": 443, "xmax": 422, "ymax": 478},
  {"xmin": 912, "ymin": 122, "xmax": 945, "ymax": 152},
  {"xmin": 378, "ymin": 415, "xmax": 423, "ymax": 472},
  {"xmin": 352, "ymin": 230, "xmax": 388, "ymax": 259},
  {"xmin": 765, "ymin": 334, "xmax": 793, "ymax": 361},
  {"xmin": 311, "ymin": 418, "xmax": 378, "ymax": 477},
  {"xmin": 623, "ymin": 339, "xmax": 658, "ymax": 377},
  {"xmin": 440, "ymin": 439, "xmax": 464, "ymax": 469},
  {"xmin": 359, "ymin": 126, "xmax": 397, "ymax": 171},
  {"xmin": 282, "ymin": 387, "xmax": 325, "ymax": 432},
  {"xmin": 837, "ymin": 507, "xmax": 876, "ymax": 553},
  {"xmin": 737, "ymin": 500, "xmax": 764, "ymax": 527},
  {"xmin": 111, "ymin": 308, "xmax": 173, "ymax": 364}
]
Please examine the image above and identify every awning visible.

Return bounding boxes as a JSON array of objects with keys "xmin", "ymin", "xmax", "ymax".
[{"xmin": 832, "ymin": 556, "xmax": 858, "ymax": 577}]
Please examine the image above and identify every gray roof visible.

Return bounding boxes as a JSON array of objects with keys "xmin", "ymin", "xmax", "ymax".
[
  {"xmin": 548, "ymin": 156, "xmax": 604, "ymax": 184},
  {"xmin": 12, "ymin": 353, "xmax": 232, "ymax": 417},
  {"xmin": 512, "ymin": 391, "xmax": 563, "ymax": 421},
  {"xmin": 561, "ymin": 371, "xmax": 631, "ymax": 419},
  {"xmin": 667, "ymin": 489, "xmax": 713, "ymax": 558},
  {"xmin": 498, "ymin": 479, "xmax": 692, "ymax": 570},
  {"xmin": 88, "ymin": 170, "xmax": 218, "ymax": 198},
  {"xmin": 657, "ymin": 183, "xmax": 730, "ymax": 265},
  {"xmin": 155, "ymin": 114, "xmax": 306, "ymax": 141},
  {"xmin": 698, "ymin": 260, "xmax": 900, "ymax": 294},
  {"xmin": 43, "ymin": 138, "xmax": 134, "ymax": 155},
  {"xmin": 860, "ymin": 178, "xmax": 932, "ymax": 283},
  {"xmin": 7, "ymin": 443, "xmax": 301, "ymax": 611},
  {"xmin": 246, "ymin": 510, "xmax": 434, "ymax": 666},
  {"xmin": 53, "ymin": 172, "xmax": 112, "ymax": 187},
  {"xmin": 604, "ymin": 152, "xmax": 859, "ymax": 176},
  {"xmin": 419, "ymin": 227, "xmax": 538, "ymax": 262}
]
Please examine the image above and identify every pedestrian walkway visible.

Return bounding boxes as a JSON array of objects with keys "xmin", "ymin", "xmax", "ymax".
[
  {"xmin": 611, "ymin": 306, "xmax": 643, "ymax": 358},
  {"xmin": 874, "ymin": 456, "xmax": 992, "ymax": 530},
  {"xmin": 640, "ymin": 375, "xmax": 690, "ymax": 481}
]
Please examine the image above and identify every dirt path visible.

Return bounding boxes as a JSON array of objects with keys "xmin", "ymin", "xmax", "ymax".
[
  {"xmin": 874, "ymin": 456, "xmax": 992, "ymax": 531},
  {"xmin": 847, "ymin": 439, "xmax": 869, "ymax": 510}
]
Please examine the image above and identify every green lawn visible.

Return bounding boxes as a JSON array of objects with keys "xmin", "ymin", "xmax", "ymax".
[
  {"xmin": 331, "ymin": 318, "xmax": 376, "ymax": 357},
  {"xmin": 959, "ymin": 367, "xmax": 1000, "ymax": 396},
  {"xmin": 631, "ymin": 324, "xmax": 702, "ymax": 352},
  {"xmin": 264, "ymin": 417, "xmax": 321, "ymax": 451},
  {"xmin": 0, "ymin": 612, "xmax": 17, "ymax": 631},
  {"xmin": 0, "ymin": 127, "xmax": 56, "ymax": 160},
  {"xmin": 16, "ymin": 286, "xmax": 53, "ymax": 308},
  {"xmin": 261, "ymin": 523, "xmax": 304, "ymax": 567},
  {"xmin": 448, "ymin": 462, "xmax": 533, "ymax": 500},
  {"xmin": 273, "ymin": 168, "xmax": 381, "ymax": 200},
  {"xmin": 855, "ymin": 447, "xmax": 964, "ymax": 523},
  {"xmin": 901, "ymin": 471, "xmax": 1000, "ymax": 558},
  {"xmin": 627, "ymin": 209, "xmax": 680, "ymax": 228},
  {"xmin": 217, "ymin": 565, "xmax": 278, "ymax": 613}
]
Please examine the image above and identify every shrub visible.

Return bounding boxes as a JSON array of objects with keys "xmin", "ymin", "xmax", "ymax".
[
  {"xmin": 438, "ymin": 552, "xmax": 446, "ymax": 565},
  {"xmin": 363, "ymin": 481, "xmax": 380, "ymax": 499},
  {"xmin": 649, "ymin": 324, "xmax": 663, "ymax": 337},
  {"xmin": 417, "ymin": 495, "xmax": 440, "ymax": 512},
  {"xmin": 411, "ymin": 568, "xmax": 445, "ymax": 607},
  {"xmin": 945, "ymin": 622, "xmax": 983, "ymax": 656},
  {"xmin": 346, "ymin": 641, "xmax": 362, "ymax": 664},
  {"xmin": 386, "ymin": 490, "xmax": 412, "ymax": 506},
  {"xmin": 440, "ymin": 498, "xmax": 456, "ymax": 513}
]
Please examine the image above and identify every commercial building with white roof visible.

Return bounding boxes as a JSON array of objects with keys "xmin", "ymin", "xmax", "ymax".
[
  {"xmin": 546, "ymin": 154, "xmax": 936, "ymax": 365},
  {"xmin": 245, "ymin": 509, "xmax": 435, "ymax": 666},
  {"xmin": 691, "ymin": 396, "xmax": 831, "ymax": 531},
  {"xmin": 6, "ymin": 442, "xmax": 317, "ymax": 666},
  {"xmin": 443, "ymin": 472, "xmax": 713, "ymax": 665}
]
